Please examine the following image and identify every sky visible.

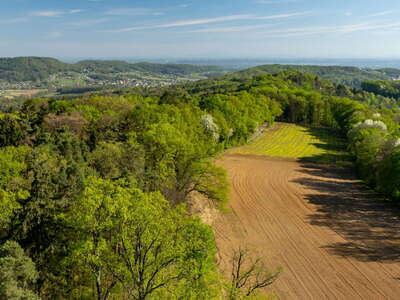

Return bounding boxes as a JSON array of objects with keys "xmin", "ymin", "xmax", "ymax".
[{"xmin": 1, "ymin": 0, "xmax": 400, "ymax": 59}]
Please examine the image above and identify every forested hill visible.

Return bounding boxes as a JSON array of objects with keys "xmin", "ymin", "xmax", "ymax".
[
  {"xmin": 236, "ymin": 64, "xmax": 400, "ymax": 87},
  {"xmin": 0, "ymin": 57, "xmax": 70, "ymax": 82},
  {"xmin": 362, "ymin": 80, "xmax": 400, "ymax": 100},
  {"xmin": 0, "ymin": 57, "xmax": 222, "ymax": 82},
  {"xmin": 75, "ymin": 60, "xmax": 221, "ymax": 76}
]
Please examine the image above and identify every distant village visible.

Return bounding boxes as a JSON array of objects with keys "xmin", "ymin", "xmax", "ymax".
[{"xmin": 0, "ymin": 71, "xmax": 200, "ymax": 98}]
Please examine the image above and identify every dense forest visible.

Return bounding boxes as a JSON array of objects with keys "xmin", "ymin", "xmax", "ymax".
[
  {"xmin": 236, "ymin": 64, "xmax": 400, "ymax": 88},
  {"xmin": 362, "ymin": 80, "xmax": 400, "ymax": 100},
  {"xmin": 0, "ymin": 57, "xmax": 222, "ymax": 82},
  {"xmin": 0, "ymin": 69, "xmax": 399, "ymax": 299}
]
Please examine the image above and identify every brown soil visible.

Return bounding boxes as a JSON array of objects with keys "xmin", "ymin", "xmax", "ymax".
[{"xmin": 214, "ymin": 154, "xmax": 400, "ymax": 299}]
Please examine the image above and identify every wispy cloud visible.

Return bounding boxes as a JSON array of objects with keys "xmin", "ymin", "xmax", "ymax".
[
  {"xmin": 70, "ymin": 9, "xmax": 84, "ymax": 14},
  {"xmin": 260, "ymin": 22, "xmax": 400, "ymax": 37},
  {"xmin": 256, "ymin": 0, "xmax": 298, "ymax": 4},
  {"xmin": 111, "ymin": 14, "xmax": 253, "ymax": 32},
  {"xmin": 253, "ymin": 11, "xmax": 312, "ymax": 20},
  {"xmin": 156, "ymin": 15, "xmax": 254, "ymax": 27},
  {"xmin": 30, "ymin": 9, "xmax": 84, "ymax": 17},
  {"xmin": 69, "ymin": 18, "xmax": 109, "ymax": 27},
  {"xmin": 105, "ymin": 8, "xmax": 162, "ymax": 16},
  {"xmin": 111, "ymin": 12, "xmax": 310, "ymax": 33},
  {"xmin": 368, "ymin": 10, "xmax": 398, "ymax": 17},
  {"xmin": 189, "ymin": 24, "xmax": 280, "ymax": 33}
]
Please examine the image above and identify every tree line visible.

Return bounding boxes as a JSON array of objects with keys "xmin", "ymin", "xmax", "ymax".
[{"xmin": 362, "ymin": 80, "xmax": 400, "ymax": 101}]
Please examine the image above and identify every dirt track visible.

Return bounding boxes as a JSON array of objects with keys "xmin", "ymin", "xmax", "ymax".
[{"xmin": 214, "ymin": 154, "xmax": 400, "ymax": 299}]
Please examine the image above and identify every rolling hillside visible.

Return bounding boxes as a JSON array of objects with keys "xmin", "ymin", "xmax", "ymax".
[
  {"xmin": 0, "ymin": 57, "xmax": 223, "ymax": 84},
  {"xmin": 236, "ymin": 64, "xmax": 399, "ymax": 87}
]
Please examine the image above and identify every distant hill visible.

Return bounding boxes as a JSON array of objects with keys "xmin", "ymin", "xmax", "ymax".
[
  {"xmin": 3, "ymin": 58, "xmax": 400, "ymax": 92},
  {"xmin": 0, "ymin": 57, "xmax": 71, "ymax": 82},
  {"xmin": 76, "ymin": 60, "xmax": 221, "ymax": 76},
  {"xmin": 377, "ymin": 68, "xmax": 400, "ymax": 79},
  {"xmin": 236, "ymin": 64, "xmax": 399, "ymax": 87},
  {"xmin": 0, "ymin": 57, "xmax": 222, "ymax": 83}
]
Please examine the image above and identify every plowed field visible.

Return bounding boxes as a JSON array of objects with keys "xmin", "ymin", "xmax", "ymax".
[{"xmin": 213, "ymin": 124, "xmax": 400, "ymax": 299}]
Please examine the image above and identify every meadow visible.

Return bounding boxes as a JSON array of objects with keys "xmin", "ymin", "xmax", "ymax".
[
  {"xmin": 230, "ymin": 122, "xmax": 352, "ymax": 165},
  {"xmin": 0, "ymin": 89, "xmax": 48, "ymax": 99}
]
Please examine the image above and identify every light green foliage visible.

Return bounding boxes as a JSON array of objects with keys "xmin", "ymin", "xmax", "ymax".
[
  {"xmin": 66, "ymin": 177, "xmax": 218, "ymax": 300},
  {"xmin": 231, "ymin": 123, "xmax": 348, "ymax": 164},
  {"xmin": 348, "ymin": 122, "xmax": 387, "ymax": 183},
  {"xmin": 199, "ymin": 92, "xmax": 278, "ymax": 146},
  {"xmin": 142, "ymin": 123, "xmax": 193, "ymax": 191},
  {"xmin": 190, "ymin": 160, "xmax": 229, "ymax": 207},
  {"xmin": 0, "ymin": 241, "xmax": 39, "ymax": 300},
  {"xmin": 140, "ymin": 121, "xmax": 227, "ymax": 203},
  {"xmin": 347, "ymin": 116, "xmax": 400, "ymax": 197},
  {"xmin": 74, "ymin": 104, "xmax": 102, "ymax": 123},
  {"xmin": 125, "ymin": 102, "xmax": 227, "ymax": 202},
  {"xmin": 0, "ymin": 146, "xmax": 30, "ymax": 230}
]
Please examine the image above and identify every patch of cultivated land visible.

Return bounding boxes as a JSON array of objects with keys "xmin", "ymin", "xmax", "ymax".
[
  {"xmin": 214, "ymin": 123, "xmax": 400, "ymax": 299},
  {"xmin": 0, "ymin": 89, "xmax": 47, "ymax": 99},
  {"xmin": 229, "ymin": 122, "xmax": 351, "ymax": 165}
]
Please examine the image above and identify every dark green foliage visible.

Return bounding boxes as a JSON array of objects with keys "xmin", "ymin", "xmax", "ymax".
[
  {"xmin": 362, "ymin": 80, "xmax": 400, "ymax": 100},
  {"xmin": 0, "ymin": 57, "xmax": 69, "ymax": 82},
  {"xmin": 0, "ymin": 113, "xmax": 29, "ymax": 147},
  {"xmin": 0, "ymin": 97, "xmax": 26, "ymax": 113},
  {"xmin": 377, "ymin": 146, "xmax": 400, "ymax": 200},
  {"xmin": 88, "ymin": 140, "xmax": 144, "ymax": 181},
  {"xmin": 0, "ymin": 241, "xmax": 39, "ymax": 300}
]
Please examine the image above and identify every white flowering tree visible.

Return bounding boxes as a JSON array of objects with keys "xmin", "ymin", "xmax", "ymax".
[{"xmin": 202, "ymin": 114, "xmax": 220, "ymax": 142}]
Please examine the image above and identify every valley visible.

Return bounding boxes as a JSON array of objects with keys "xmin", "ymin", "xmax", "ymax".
[{"xmin": 0, "ymin": 57, "xmax": 225, "ymax": 98}]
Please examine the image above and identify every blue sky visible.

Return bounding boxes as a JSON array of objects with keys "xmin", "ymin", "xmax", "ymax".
[{"xmin": 1, "ymin": 0, "xmax": 400, "ymax": 59}]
